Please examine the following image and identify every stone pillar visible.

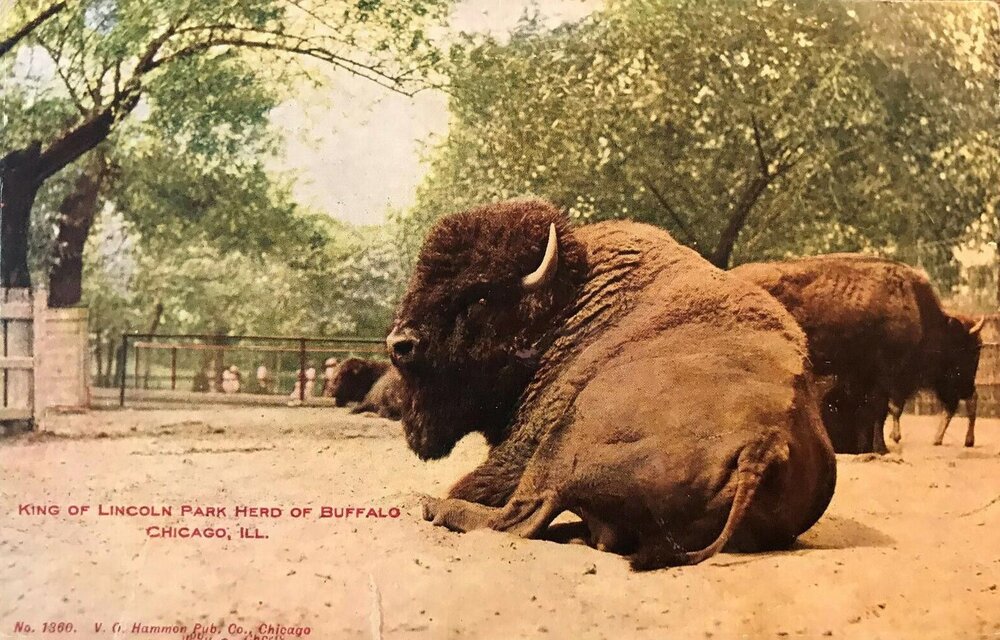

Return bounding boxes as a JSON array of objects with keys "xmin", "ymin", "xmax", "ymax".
[{"xmin": 33, "ymin": 290, "xmax": 90, "ymax": 422}]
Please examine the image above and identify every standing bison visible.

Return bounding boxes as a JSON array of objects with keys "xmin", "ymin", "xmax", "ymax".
[
  {"xmin": 388, "ymin": 199, "xmax": 836, "ymax": 570},
  {"xmin": 732, "ymin": 255, "xmax": 984, "ymax": 453},
  {"xmin": 326, "ymin": 358, "xmax": 390, "ymax": 407}
]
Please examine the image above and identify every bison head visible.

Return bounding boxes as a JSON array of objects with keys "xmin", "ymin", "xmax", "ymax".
[
  {"xmin": 388, "ymin": 199, "xmax": 588, "ymax": 460},
  {"xmin": 328, "ymin": 358, "xmax": 387, "ymax": 406},
  {"xmin": 936, "ymin": 315, "xmax": 985, "ymax": 403}
]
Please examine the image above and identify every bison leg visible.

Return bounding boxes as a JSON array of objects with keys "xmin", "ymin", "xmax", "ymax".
[
  {"xmin": 445, "ymin": 437, "xmax": 537, "ymax": 508},
  {"xmin": 932, "ymin": 398, "xmax": 959, "ymax": 445},
  {"xmin": 349, "ymin": 400, "xmax": 372, "ymax": 414},
  {"xmin": 888, "ymin": 399, "xmax": 904, "ymax": 443},
  {"xmin": 964, "ymin": 392, "xmax": 977, "ymax": 448},
  {"xmin": 872, "ymin": 422, "xmax": 889, "ymax": 455},
  {"xmin": 932, "ymin": 413, "xmax": 952, "ymax": 446},
  {"xmin": 577, "ymin": 508, "xmax": 630, "ymax": 552},
  {"xmin": 629, "ymin": 432, "xmax": 790, "ymax": 570},
  {"xmin": 423, "ymin": 490, "xmax": 561, "ymax": 538},
  {"xmin": 869, "ymin": 395, "xmax": 890, "ymax": 455}
]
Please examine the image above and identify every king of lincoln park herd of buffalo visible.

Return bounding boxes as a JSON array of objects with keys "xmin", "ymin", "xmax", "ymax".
[{"xmin": 350, "ymin": 198, "xmax": 984, "ymax": 571}]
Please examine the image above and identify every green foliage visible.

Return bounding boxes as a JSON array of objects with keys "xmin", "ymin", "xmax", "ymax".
[
  {"xmin": 3, "ymin": 0, "xmax": 449, "ymax": 278},
  {"xmin": 416, "ymin": 0, "xmax": 999, "ymax": 284},
  {"xmin": 3, "ymin": 0, "xmax": 450, "ymax": 331},
  {"xmin": 110, "ymin": 136, "xmax": 309, "ymax": 256},
  {"xmin": 143, "ymin": 53, "xmax": 277, "ymax": 159},
  {"xmin": 82, "ymin": 210, "xmax": 406, "ymax": 339}
]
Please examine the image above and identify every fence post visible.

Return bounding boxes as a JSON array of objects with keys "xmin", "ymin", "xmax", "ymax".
[
  {"xmin": 119, "ymin": 334, "xmax": 128, "ymax": 408},
  {"xmin": 298, "ymin": 338, "xmax": 306, "ymax": 402},
  {"xmin": 171, "ymin": 347, "xmax": 177, "ymax": 391}
]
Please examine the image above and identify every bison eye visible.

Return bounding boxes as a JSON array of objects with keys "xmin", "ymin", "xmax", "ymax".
[{"xmin": 477, "ymin": 298, "xmax": 486, "ymax": 305}]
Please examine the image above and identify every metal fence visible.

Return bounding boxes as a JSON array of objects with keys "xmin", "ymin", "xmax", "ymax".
[
  {"xmin": 104, "ymin": 333, "xmax": 386, "ymax": 408},
  {"xmin": 95, "ymin": 316, "xmax": 999, "ymax": 414}
]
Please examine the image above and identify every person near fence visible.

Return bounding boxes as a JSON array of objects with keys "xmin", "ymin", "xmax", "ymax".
[
  {"xmin": 221, "ymin": 365, "xmax": 242, "ymax": 394},
  {"xmin": 288, "ymin": 365, "xmax": 317, "ymax": 406},
  {"xmin": 255, "ymin": 364, "xmax": 273, "ymax": 394}
]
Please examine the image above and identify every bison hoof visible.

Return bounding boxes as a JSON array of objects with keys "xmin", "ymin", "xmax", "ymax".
[
  {"xmin": 964, "ymin": 439, "xmax": 974, "ymax": 448},
  {"xmin": 421, "ymin": 496, "xmax": 442, "ymax": 522},
  {"xmin": 890, "ymin": 432, "xmax": 901, "ymax": 443},
  {"xmin": 932, "ymin": 439, "xmax": 943, "ymax": 446}
]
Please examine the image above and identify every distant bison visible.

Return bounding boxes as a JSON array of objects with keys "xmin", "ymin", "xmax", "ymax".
[
  {"xmin": 388, "ymin": 199, "xmax": 836, "ymax": 570},
  {"xmin": 327, "ymin": 358, "xmax": 390, "ymax": 407},
  {"xmin": 732, "ymin": 255, "xmax": 984, "ymax": 453},
  {"xmin": 351, "ymin": 368, "xmax": 406, "ymax": 420}
]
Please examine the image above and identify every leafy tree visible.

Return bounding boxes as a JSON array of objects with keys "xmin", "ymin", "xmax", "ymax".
[
  {"xmin": 416, "ymin": 0, "xmax": 998, "ymax": 284},
  {"xmin": 1, "ymin": 0, "xmax": 447, "ymax": 299},
  {"xmin": 82, "ymin": 203, "xmax": 405, "ymax": 361}
]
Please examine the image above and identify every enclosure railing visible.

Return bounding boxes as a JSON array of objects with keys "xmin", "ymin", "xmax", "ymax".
[
  {"xmin": 94, "ymin": 318, "xmax": 999, "ymax": 414},
  {"xmin": 108, "ymin": 333, "xmax": 386, "ymax": 408}
]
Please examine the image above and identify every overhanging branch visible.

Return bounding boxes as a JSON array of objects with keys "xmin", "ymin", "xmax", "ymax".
[
  {"xmin": 607, "ymin": 136, "xmax": 700, "ymax": 246},
  {"xmin": 750, "ymin": 113, "xmax": 770, "ymax": 178},
  {"xmin": 0, "ymin": 1, "xmax": 67, "ymax": 58},
  {"xmin": 637, "ymin": 174, "xmax": 699, "ymax": 246},
  {"xmin": 151, "ymin": 25, "xmax": 428, "ymax": 96},
  {"xmin": 34, "ymin": 35, "xmax": 91, "ymax": 116}
]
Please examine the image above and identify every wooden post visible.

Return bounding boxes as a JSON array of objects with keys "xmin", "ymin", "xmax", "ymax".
[
  {"xmin": 119, "ymin": 334, "xmax": 128, "ymax": 407},
  {"xmin": 170, "ymin": 346, "xmax": 177, "ymax": 390},
  {"xmin": 299, "ymin": 338, "xmax": 306, "ymax": 403},
  {"xmin": 2, "ymin": 318, "xmax": 7, "ymax": 408},
  {"xmin": 1, "ymin": 288, "xmax": 33, "ymax": 422}
]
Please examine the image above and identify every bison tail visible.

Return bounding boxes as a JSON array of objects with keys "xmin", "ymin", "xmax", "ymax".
[{"xmin": 629, "ymin": 432, "xmax": 790, "ymax": 571}]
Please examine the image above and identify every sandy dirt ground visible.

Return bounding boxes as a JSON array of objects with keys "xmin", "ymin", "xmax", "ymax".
[{"xmin": 1, "ymin": 406, "xmax": 998, "ymax": 640}]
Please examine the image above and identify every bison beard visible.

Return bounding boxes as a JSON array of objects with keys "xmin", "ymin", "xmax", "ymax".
[
  {"xmin": 399, "ymin": 358, "xmax": 536, "ymax": 459},
  {"xmin": 391, "ymin": 199, "xmax": 837, "ymax": 570}
]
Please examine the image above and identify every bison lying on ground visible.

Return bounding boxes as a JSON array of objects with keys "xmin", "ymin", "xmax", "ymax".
[
  {"xmin": 732, "ymin": 255, "xmax": 984, "ymax": 453},
  {"xmin": 326, "ymin": 358, "xmax": 390, "ymax": 407},
  {"xmin": 388, "ymin": 199, "xmax": 836, "ymax": 570},
  {"xmin": 351, "ymin": 368, "xmax": 406, "ymax": 420}
]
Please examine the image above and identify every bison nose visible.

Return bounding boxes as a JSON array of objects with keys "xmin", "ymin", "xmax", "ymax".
[{"xmin": 387, "ymin": 328, "xmax": 420, "ymax": 364}]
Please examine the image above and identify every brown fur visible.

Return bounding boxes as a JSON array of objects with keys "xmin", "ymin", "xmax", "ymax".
[
  {"xmin": 351, "ymin": 368, "xmax": 406, "ymax": 420},
  {"xmin": 392, "ymin": 199, "xmax": 837, "ymax": 570},
  {"xmin": 732, "ymin": 255, "xmax": 983, "ymax": 452},
  {"xmin": 327, "ymin": 358, "xmax": 390, "ymax": 407}
]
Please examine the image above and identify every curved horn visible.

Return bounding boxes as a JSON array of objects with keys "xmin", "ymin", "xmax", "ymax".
[
  {"xmin": 969, "ymin": 315, "xmax": 986, "ymax": 336},
  {"xmin": 522, "ymin": 223, "xmax": 559, "ymax": 291}
]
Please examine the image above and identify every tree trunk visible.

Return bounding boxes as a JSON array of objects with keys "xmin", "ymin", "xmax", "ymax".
[
  {"xmin": 94, "ymin": 332, "xmax": 105, "ymax": 385},
  {"xmin": 113, "ymin": 339, "xmax": 126, "ymax": 389},
  {"xmin": 0, "ymin": 144, "xmax": 42, "ymax": 288},
  {"xmin": 48, "ymin": 168, "xmax": 104, "ymax": 307},
  {"xmin": 103, "ymin": 332, "xmax": 118, "ymax": 387},
  {"xmin": 211, "ymin": 329, "xmax": 228, "ymax": 393},
  {"xmin": 709, "ymin": 175, "xmax": 770, "ymax": 269},
  {"xmin": 2, "ymin": 102, "xmax": 125, "ymax": 291},
  {"xmin": 141, "ymin": 302, "xmax": 164, "ymax": 389}
]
